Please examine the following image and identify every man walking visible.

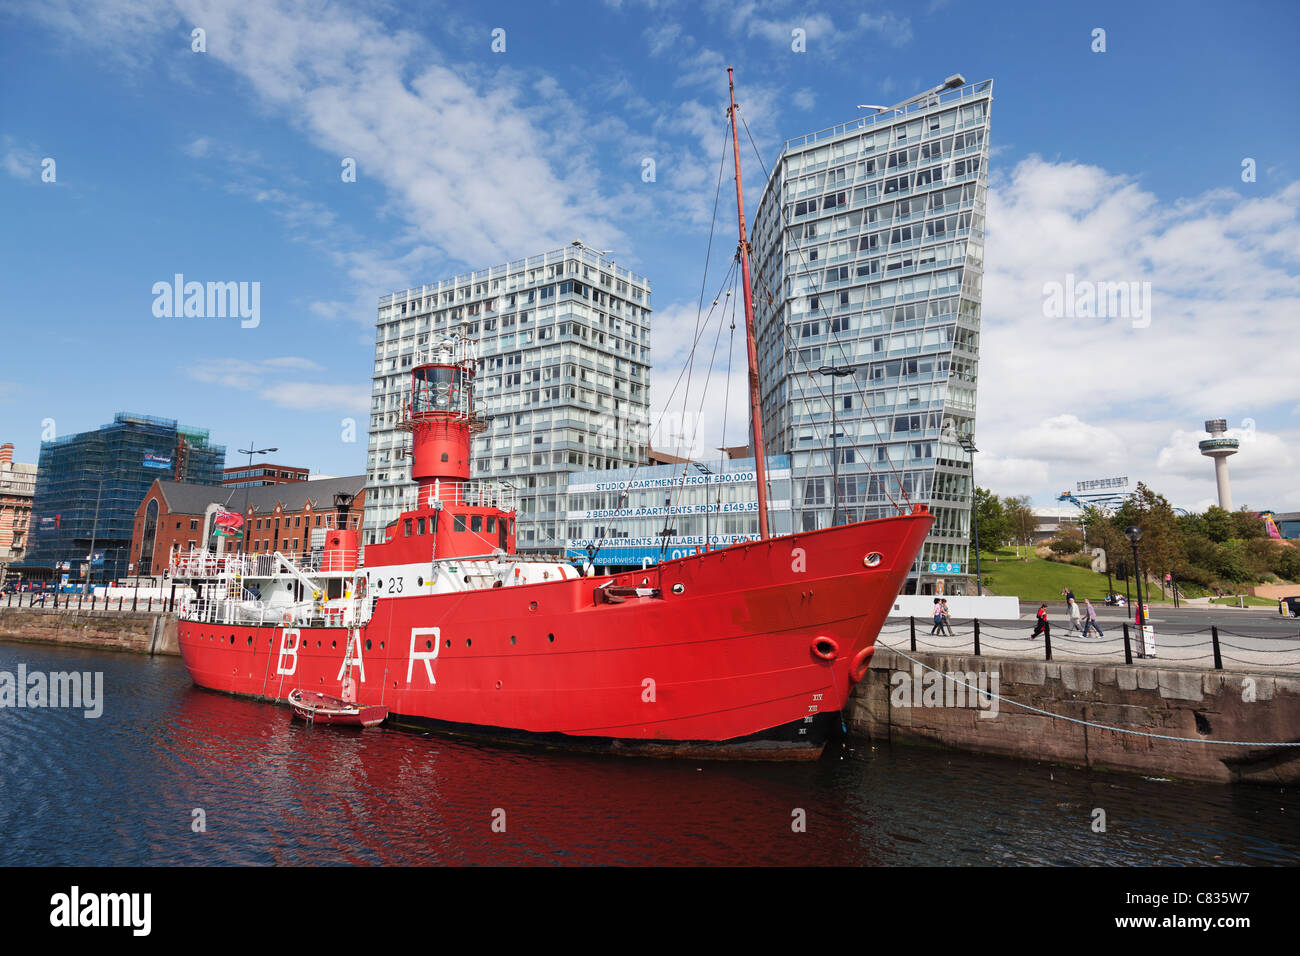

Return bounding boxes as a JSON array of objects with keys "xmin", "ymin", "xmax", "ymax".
[
  {"xmin": 1082, "ymin": 598, "xmax": 1104, "ymax": 638},
  {"xmin": 941, "ymin": 600, "xmax": 961, "ymax": 639},
  {"xmin": 1067, "ymin": 596, "xmax": 1083, "ymax": 633}
]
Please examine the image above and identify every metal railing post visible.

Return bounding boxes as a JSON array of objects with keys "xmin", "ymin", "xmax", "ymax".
[
  {"xmin": 1043, "ymin": 620, "xmax": 1052, "ymax": 661},
  {"xmin": 973, "ymin": 618, "xmax": 981, "ymax": 656},
  {"xmin": 909, "ymin": 615, "xmax": 916, "ymax": 652},
  {"xmin": 1122, "ymin": 622, "xmax": 1132, "ymax": 665},
  {"xmin": 1211, "ymin": 625, "xmax": 1223, "ymax": 671}
]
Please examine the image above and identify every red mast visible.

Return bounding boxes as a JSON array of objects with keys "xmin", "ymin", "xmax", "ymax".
[{"xmin": 727, "ymin": 66, "xmax": 770, "ymax": 539}]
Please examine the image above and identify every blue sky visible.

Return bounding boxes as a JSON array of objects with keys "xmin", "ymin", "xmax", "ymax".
[{"xmin": 2, "ymin": 0, "xmax": 1298, "ymax": 512}]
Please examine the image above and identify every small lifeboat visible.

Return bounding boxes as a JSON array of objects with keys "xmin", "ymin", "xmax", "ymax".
[{"xmin": 288, "ymin": 689, "xmax": 387, "ymax": 728}]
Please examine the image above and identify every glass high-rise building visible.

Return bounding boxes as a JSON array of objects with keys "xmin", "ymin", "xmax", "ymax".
[
  {"xmin": 751, "ymin": 78, "xmax": 992, "ymax": 594},
  {"xmin": 21, "ymin": 413, "xmax": 226, "ymax": 581},
  {"xmin": 366, "ymin": 245, "xmax": 652, "ymax": 553}
]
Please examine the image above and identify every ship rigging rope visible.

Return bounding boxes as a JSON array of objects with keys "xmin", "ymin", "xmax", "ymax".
[
  {"xmin": 584, "ymin": 256, "xmax": 739, "ymax": 565},
  {"xmin": 738, "ymin": 110, "xmax": 915, "ymax": 518},
  {"xmin": 874, "ymin": 640, "xmax": 1300, "ymax": 748},
  {"xmin": 582, "ymin": 124, "xmax": 745, "ymax": 566},
  {"xmin": 662, "ymin": 264, "xmax": 742, "ymax": 550}
]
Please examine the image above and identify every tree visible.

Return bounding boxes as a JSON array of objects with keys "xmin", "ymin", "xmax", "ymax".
[
  {"xmin": 1002, "ymin": 495, "xmax": 1036, "ymax": 558},
  {"xmin": 1113, "ymin": 482, "xmax": 1185, "ymax": 596},
  {"xmin": 1202, "ymin": 506, "xmax": 1233, "ymax": 543},
  {"xmin": 1081, "ymin": 505, "xmax": 1127, "ymax": 575},
  {"xmin": 1231, "ymin": 508, "xmax": 1266, "ymax": 541},
  {"xmin": 973, "ymin": 487, "xmax": 1010, "ymax": 559}
]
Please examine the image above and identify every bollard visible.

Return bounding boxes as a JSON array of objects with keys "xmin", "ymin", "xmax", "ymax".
[
  {"xmin": 169, "ymin": 583, "xmax": 176, "ymax": 613},
  {"xmin": 973, "ymin": 618, "xmax": 981, "ymax": 656},
  {"xmin": 1122, "ymin": 622, "xmax": 1133, "ymax": 665},
  {"xmin": 1043, "ymin": 620, "xmax": 1052, "ymax": 661},
  {"xmin": 910, "ymin": 615, "xmax": 917, "ymax": 652},
  {"xmin": 1211, "ymin": 625, "xmax": 1223, "ymax": 671},
  {"xmin": 118, "ymin": 596, "xmax": 123, "ymax": 612},
  {"xmin": 132, "ymin": 587, "xmax": 138, "ymax": 612}
]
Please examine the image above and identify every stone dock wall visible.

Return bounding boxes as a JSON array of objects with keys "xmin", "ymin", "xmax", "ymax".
[
  {"xmin": 0, "ymin": 607, "xmax": 180, "ymax": 656},
  {"xmin": 848, "ymin": 646, "xmax": 1300, "ymax": 785}
]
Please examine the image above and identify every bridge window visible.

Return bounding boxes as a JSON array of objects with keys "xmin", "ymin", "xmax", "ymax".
[
  {"xmin": 486, "ymin": 516, "xmax": 496, "ymax": 533},
  {"xmin": 404, "ymin": 519, "xmax": 413, "ymax": 537},
  {"xmin": 471, "ymin": 515, "xmax": 483, "ymax": 532},
  {"xmin": 417, "ymin": 517, "xmax": 426, "ymax": 535},
  {"xmin": 454, "ymin": 515, "xmax": 466, "ymax": 532}
]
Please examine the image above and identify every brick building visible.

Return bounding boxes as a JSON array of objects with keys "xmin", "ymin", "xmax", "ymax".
[
  {"xmin": 223, "ymin": 463, "xmax": 311, "ymax": 487},
  {"xmin": 0, "ymin": 443, "xmax": 37, "ymax": 584},
  {"xmin": 130, "ymin": 475, "xmax": 366, "ymax": 578}
]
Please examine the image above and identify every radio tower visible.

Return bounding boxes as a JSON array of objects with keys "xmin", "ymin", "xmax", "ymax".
[{"xmin": 1198, "ymin": 419, "xmax": 1239, "ymax": 511}]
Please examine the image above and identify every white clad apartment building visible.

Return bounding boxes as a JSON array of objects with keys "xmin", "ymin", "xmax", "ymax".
[{"xmin": 366, "ymin": 244, "xmax": 653, "ymax": 554}]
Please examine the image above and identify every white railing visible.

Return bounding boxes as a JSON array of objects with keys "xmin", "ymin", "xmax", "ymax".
[
  {"xmin": 169, "ymin": 546, "xmax": 362, "ymax": 580},
  {"xmin": 418, "ymin": 479, "xmax": 518, "ymax": 511}
]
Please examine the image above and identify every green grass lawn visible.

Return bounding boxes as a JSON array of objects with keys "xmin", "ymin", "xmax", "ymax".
[
  {"xmin": 1209, "ymin": 595, "xmax": 1279, "ymax": 607},
  {"xmin": 976, "ymin": 550, "xmax": 1132, "ymax": 604}
]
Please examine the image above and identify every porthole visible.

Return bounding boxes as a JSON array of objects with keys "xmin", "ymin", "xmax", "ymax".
[
  {"xmin": 331, "ymin": 640, "xmax": 337, "ymax": 649},
  {"xmin": 365, "ymin": 639, "xmax": 373, "ymax": 650},
  {"xmin": 380, "ymin": 641, "xmax": 385, "ymax": 650},
  {"xmin": 510, "ymin": 635, "xmax": 517, "ymax": 645},
  {"xmin": 418, "ymin": 576, "xmax": 424, "ymax": 586},
  {"xmin": 445, "ymin": 639, "xmax": 451, "ymax": 648},
  {"xmin": 425, "ymin": 639, "xmax": 433, "ymax": 650},
  {"xmin": 247, "ymin": 636, "xmax": 253, "ymax": 646},
  {"xmin": 547, "ymin": 633, "xmax": 555, "ymax": 643},
  {"xmin": 466, "ymin": 639, "xmax": 472, "ymax": 648},
  {"xmin": 316, "ymin": 641, "xmax": 322, "ymax": 648}
]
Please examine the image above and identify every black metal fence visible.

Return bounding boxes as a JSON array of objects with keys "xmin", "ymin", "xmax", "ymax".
[
  {"xmin": 2, "ymin": 585, "xmax": 181, "ymax": 615},
  {"xmin": 883, "ymin": 616, "xmax": 1300, "ymax": 671}
]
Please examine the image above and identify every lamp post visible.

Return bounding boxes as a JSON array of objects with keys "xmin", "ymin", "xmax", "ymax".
[
  {"xmin": 816, "ymin": 365, "xmax": 855, "ymax": 527},
  {"xmin": 957, "ymin": 435, "xmax": 981, "ymax": 596},
  {"xmin": 1125, "ymin": 525, "xmax": 1146, "ymax": 633},
  {"xmin": 237, "ymin": 444, "xmax": 277, "ymax": 555}
]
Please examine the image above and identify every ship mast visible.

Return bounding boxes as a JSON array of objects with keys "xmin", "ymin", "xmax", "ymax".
[{"xmin": 727, "ymin": 66, "xmax": 770, "ymax": 539}]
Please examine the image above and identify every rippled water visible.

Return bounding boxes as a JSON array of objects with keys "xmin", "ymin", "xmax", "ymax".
[{"xmin": 1, "ymin": 639, "xmax": 1295, "ymax": 866}]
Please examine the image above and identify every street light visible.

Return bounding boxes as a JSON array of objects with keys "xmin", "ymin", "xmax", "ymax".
[
  {"xmin": 957, "ymin": 435, "xmax": 981, "ymax": 596},
  {"xmin": 237, "ymin": 444, "xmax": 277, "ymax": 555},
  {"xmin": 816, "ymin": 365, "xmax": 855, "ymax": 526},
  {"xmin": 1125, "ymin": 525, "xmax": 1146, "ymax": 636}
]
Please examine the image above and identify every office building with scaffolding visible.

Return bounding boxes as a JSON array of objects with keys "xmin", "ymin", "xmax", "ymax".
[
  {"xmin": 19, "ymin": 413, "xmax": 226, "ymax": 582},
  {"xmin": 750, "ymin": 78, "xmax": 993, "ymax": 594}
]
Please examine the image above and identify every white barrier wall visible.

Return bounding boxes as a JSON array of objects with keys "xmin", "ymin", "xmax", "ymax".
[{"xmin": 888, "ymin": 595, "xmax": 1021, "ymax": 620}]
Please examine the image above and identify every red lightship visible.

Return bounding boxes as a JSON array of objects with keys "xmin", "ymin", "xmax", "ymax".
[{"xmin": 174, "ymin": 69, "xmax": 932, "ymax": 759}]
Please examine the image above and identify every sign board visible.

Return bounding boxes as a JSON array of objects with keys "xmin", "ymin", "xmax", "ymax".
[
  {"xmin": 1139, "ymin": 624, "xmax": 1157, "ymax": 658},
  {"xmin": 143, "ymin": 453, "xmax": 173, "ymax": 470},
  {"xmin": 1076, "ymin": 477, "xmax": 1128, "ymax": 492},
  {"xmin": 928, "ymin": 561, "xmax": 962, "ymax": 574}
]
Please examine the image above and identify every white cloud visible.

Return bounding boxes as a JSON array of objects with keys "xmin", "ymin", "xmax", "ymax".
[
  {"xmin": 975, "ymin": 157, "xmax": 1300, "ymax": 511},
  {"xmin": 186, "ymin": 357, "xmax": 364, "ymax": 411}
]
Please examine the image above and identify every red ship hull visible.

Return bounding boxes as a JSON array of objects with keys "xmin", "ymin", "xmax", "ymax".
[{"xmin": 178, "ymin": 511, "xmax": 931, "ymax": 760}]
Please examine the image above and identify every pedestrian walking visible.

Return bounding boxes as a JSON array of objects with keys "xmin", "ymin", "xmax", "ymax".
[
  {"xmin": 940, "ymin": 598, "xmax": 955, "ymax": 636},
  {"xmin": 930, "ymin": 598, "xmax": 944, "ymax": 635},
  {"xmin": 1030, "ymin": 603, "xmax": 1049, "ymax": 640},
  {"xmin": 1067, "ymin": 596, "xmax": 1083, "ymax": 632},
  {"xmin": 1082, "ymin": 598, "xmax": 1104, "ymax": 638}
]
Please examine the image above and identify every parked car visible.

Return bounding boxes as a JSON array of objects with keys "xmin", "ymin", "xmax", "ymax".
[{"xmin": 1280, "ymin": 596, "xmax": 1300, "ymax": 618}]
